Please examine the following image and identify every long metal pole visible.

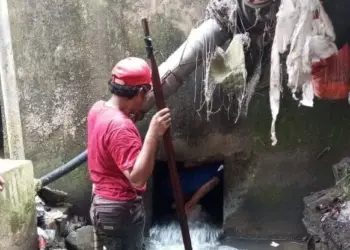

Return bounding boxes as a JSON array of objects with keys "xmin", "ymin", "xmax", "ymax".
[
  {"xmin": 0, "ymin": 0, "xmax": 25, "ymax": 160},
  {"xmin": 141, "ymin": 18, "xmax": 193, "ymax": 250}
]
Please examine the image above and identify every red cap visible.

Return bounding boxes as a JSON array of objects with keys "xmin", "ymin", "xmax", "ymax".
[{"xmin": 111, "ymin": 57, "xmax": 152, "ymax": 86}]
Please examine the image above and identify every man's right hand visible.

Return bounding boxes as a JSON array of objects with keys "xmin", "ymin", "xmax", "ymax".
[
  {"xmin": 148, "ymin": 108, "xmax": 171, "ymax": 138},
  {"xmin": 0, "ymin": 176, "xmax": 5, "ymax": 192},
  {"xmin": 124, "ymin": 108, "xmax": 171, "ymax": 188}
]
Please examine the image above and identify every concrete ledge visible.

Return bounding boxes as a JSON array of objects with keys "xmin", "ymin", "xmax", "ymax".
[{"xmin": 0, "ymin": 160, "xmax": 37, "ymax": 250}]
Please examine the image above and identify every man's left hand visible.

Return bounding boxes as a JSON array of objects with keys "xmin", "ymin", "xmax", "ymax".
[
  {"xmin": 185, "ymin": 200, "xmax": 196, "ymax": 214},
  {"xmin": 172, "ymin": 201, "xmax": 196, "ymax": 214},
  {"xmin": 0, "ymin": 176, "xmax": 5, "ymax": 192}
]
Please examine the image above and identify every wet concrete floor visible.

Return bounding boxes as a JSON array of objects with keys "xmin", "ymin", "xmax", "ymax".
[{"xmin": 223, "ymin": 238, "xmax": 308, "ymax": 250}]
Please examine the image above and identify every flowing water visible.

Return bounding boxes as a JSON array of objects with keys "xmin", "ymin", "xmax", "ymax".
[
  {"xmin": 145, "ymin": 221, "xmax": 307, "ymax": 250},
  {"xmin": 146, "ymin": 220, "xmax": 240, "ymax": 250}
]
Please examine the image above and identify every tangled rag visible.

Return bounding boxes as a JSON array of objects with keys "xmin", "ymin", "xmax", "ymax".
[
  {"xmin": 269, "ymin": 0, "xmax": 338, "ymax": 146},
  {"xmin": 209, "ymin": 33, "xmax": 249, "ymax": 94}
]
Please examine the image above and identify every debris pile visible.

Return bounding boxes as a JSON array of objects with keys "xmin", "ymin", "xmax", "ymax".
[
  {"xmin": 303, "ymin": 157, "xmax": 350, "ymax": 250},
  {"xmin": 35, "ymin": 187, "xmax": 93, "ymax": 250}
]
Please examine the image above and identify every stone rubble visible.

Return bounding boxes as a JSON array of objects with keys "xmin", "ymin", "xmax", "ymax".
[
  {"xmin": 303, "ymin": 157, "xmax": 350, "ymax": 250},
  {"xmin": 337, "ymin": 201, "xmax": 350, "ymax": 223},
  {"xmin": 35, "ymin": 193, "xmax": 93, "ymax": 250}
]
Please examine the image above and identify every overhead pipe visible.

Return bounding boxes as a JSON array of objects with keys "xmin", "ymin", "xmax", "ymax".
[
  {"xmin": 142, "ymin": 18, "xmax": 230, "ymax": 111},
  {"xmin": 38, "ymin": 18, "xmax": 230, "ymax": 187}
]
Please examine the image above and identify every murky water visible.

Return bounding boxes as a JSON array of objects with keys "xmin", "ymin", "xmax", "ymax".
[{"xmin": 145, "ymin": 220, "xmax": 239, "ymax": 250}]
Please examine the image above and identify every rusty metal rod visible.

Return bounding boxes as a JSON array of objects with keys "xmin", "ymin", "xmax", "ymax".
[{"xmin": 141, "ymin": 18, "xmax": 193, "ymax": 250}]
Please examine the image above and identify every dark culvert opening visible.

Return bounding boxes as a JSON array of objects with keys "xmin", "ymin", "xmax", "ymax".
[{"xmin": 152, "ymin": 160, "xmax": 224, "ymax": 227}]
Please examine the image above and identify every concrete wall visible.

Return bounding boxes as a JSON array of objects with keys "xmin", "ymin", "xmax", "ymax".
[
  {"xmin": 6, "ymin": 0, "xmax": 350, "ymax": 239},
  {"xmin": 0, "ymin": 160, "xmax": 37, "ymax": 250}
]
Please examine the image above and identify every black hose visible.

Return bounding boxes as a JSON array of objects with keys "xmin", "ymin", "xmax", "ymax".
[{"xmin": 39, "ymin": 149, "xmax": 88, "ymax": 187}]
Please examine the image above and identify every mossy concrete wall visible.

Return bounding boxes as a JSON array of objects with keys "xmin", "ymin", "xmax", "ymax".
[
  {"xmin": 0, "ymin": 160, "xmax": 37, "ymax": 250},
  {"xmin": 224, "ymin": 86, "xmax": 350, "ymax": 239},
  {"xmin": 6, "ymin": 0, "xmax": 350, "ymax": 239}
]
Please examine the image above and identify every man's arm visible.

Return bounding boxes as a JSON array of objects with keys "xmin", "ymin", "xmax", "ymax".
[
  {"xmin": 108, "ymin": 108, "xmax": 170, "ymax": 188},
  {"xmin": 0, "ymin": 176, "xmax": 5, "ymax": 192},
  {"xmin": 123, "ymin": 133, "xmax": 159, "ymax": 188},
  {"xmin": 185, "ymin": 177, "xmax": 220, "ymax": 212}
]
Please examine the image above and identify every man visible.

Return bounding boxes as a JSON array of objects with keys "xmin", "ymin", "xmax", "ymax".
[
  {"xmin": 163, "ymin": 161, "xmax": 224, "ymax": 217},
  {"xmin": 88, "ymin": 57, "xmax": 171, "ymax": 250},
  {"xmin": 0, "ymin": 176, "xmax": 4, "ymax": 191},
  {"xmin": 181, "ymin": 162, "xmax": 224, "ymax": 214}
]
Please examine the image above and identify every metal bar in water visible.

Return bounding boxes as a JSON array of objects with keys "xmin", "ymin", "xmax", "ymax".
[{"xmin": 141, "ymin": 17, "xmax": 193, "ymax": 250}]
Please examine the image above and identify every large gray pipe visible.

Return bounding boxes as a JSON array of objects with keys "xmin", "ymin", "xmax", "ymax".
[
  {"xmin": 38, "ymin": 19, "xmax": 230, "ymax": 187},
  {"xmin": 143, "ymin": 18, "xmax": 230, "ymax": 111}
]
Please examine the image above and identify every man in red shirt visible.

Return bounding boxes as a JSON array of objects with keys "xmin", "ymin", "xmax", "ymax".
[{"xmin": 88, "ymin": 57, "xmax": 171, "ymax": 250}]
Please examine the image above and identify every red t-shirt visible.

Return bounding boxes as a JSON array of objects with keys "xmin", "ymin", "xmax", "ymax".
[{"xmin": 87, "ymin": 100, "xmax": 146, "ymax": 201}]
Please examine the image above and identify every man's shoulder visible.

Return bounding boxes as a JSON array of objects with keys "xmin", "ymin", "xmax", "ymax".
[
  {"xmin": 109, "ymin": 116, "xmax": 138, "ymax": 134},
  {"xmin": 107, "ymin": 118, "xmax": 141, "ymax": 145},
  {"xmin": 88, "ymin": 100, "xmax": 105, "ymax": 118},
  {"xmin": 89, "ymin": 100, "xmax": 105, "ymax": 112}
]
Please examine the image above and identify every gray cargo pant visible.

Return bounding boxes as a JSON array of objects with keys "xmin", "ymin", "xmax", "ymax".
[{"xmin": 90, "ymin": 194, "xmax": 145, "ymax": 250}]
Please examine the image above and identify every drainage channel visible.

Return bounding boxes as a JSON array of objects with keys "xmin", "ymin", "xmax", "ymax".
[
  {"xmin": 146, "ymin": 220, "xmax": 307, "ymax": 250},
  {"xmin": 145, "ymin": 206, "xmax": 308, "ymax": 250}
]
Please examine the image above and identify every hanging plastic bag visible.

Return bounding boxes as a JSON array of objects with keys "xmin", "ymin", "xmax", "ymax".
[{"xmin": 312, "ymin": 44, "xmax": 350, "ymax": 100}]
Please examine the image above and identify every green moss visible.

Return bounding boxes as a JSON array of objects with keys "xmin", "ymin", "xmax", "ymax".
[
  {"xmin": 10, "ymin": 211, "xmax": 25, "ymax": 233},
  {"xmin": 8, "ymin": 200, "xmax": 33, "ymax": 234},
  {"xmin": 24, "ymin": 200, "xmax": 35, "ymax": 215}
]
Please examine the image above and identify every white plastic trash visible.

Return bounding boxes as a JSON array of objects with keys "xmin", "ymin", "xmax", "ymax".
[{"xmin": 270, "ymin": 241, "xmax": 279, "ymax": 247}]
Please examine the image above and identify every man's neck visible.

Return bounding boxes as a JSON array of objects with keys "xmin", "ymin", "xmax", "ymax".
[{"xmin": 107, "ymin": 96, "xmax": 133, "ymax": 117}]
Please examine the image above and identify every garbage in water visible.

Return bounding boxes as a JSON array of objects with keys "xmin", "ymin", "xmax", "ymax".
[
  {"xmin": 337, "ymin": 201, "xmax": 350, "ymax": 223},
  {"xmin": 270, "ymin": 241, "xmax": 279, "ymax": 247}
]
